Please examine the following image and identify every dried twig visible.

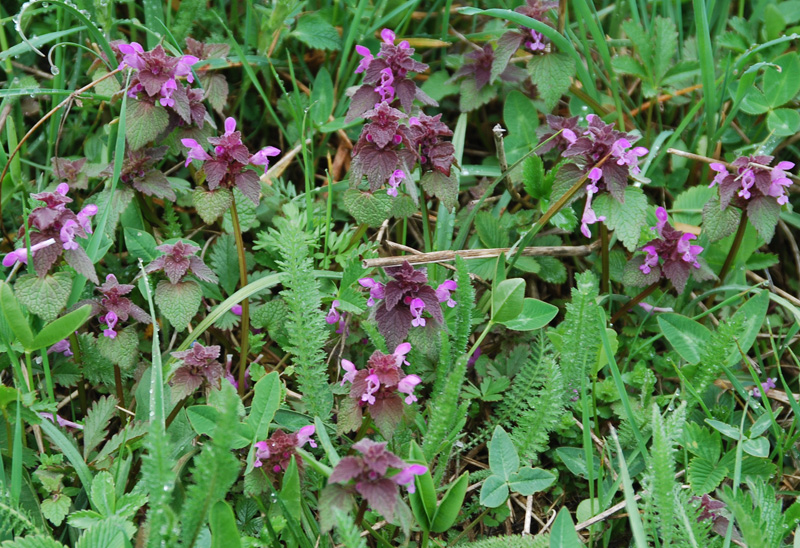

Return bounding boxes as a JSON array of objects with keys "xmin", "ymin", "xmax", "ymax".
[{"xmin": 363, "ymin": 240, "xmax": 601, "ymax": 268}]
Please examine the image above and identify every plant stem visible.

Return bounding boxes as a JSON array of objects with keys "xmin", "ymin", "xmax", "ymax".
[
  {"xmin": 230, "ymin": 197, "xmax": 250, "ymax": 397},
  {"xmin": 609, "ymin": 282, "xmax": 659, "ymax": 325},
  {"xmin": 712, "ymin": 208, "xmax": 748, "ymax": 295},
  {"xmin": 40, "ymin": 351, "xmax": 54, "ymax": 403},
  {"xmin": 420, "ymin": 194, "xmax": 433, "ymax": 252},
  {"xmin": 114, "ymin": 364, "xmax": 125, "ymax": 421},
  {"xmin": 600, "ymin": 223, "xmax": 610, "ymax": 294},
  {"xmin": 467, "ymin": 321, "xmax": 494, "ymax": 358},
  {"xmin": 450, "ymin": 507, "xmax": 491, "ymax": 545}
]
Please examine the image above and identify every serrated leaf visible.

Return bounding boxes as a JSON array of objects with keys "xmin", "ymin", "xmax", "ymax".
[
  {"xmin": 14, "ymin": 272, "xmax": 72, "ymax": 322},
  {"xmin": 593, "ymin": 186, "xmax": 648, "ymax": 251},
  {"xmin": 747, "ymin": 196, "xmax": 781, "ymax": 243},
  {"xmin": 527, "ymin": 53, "xmax": 575, "ymax": 112},
  {"xmin": 459, "ymin": 77, "xmax": 497, "ymax": 112},
  {"xmin": 702, "ymin": 197, "xmax": 740, "ymax": 242},
  {"xmin": 523, "ymin": 154, "xmax": 547, "ymax": 199},
  {"xmin": 90, "ymin": 471, "xmax": 115, "ymax": 515},
  {"xmin": 201, "ymin": 73, "xmax": 229, "ymax": 115},
  {"xmin": 193, "ymin": 187, "xmax": 233, "ymax": 224},
  {"xmin": 41, "ymin": 494, "xmax": 71, "ymax": 526},
  {"xmin": 475, "ymin": 211, "xmax": 509, "ymax": 248},
  {"xmin": 83, "ymin": 395, "xmax": 118, "ymax": 460},
  {"xmin": 420, "ymin": 170, "xmax": 458, "ymax": 209},
  {"xmin": 96, "ymin": 326, "xmax": 139, "ymax": 371},
  {"xmin": 291, "ymin": 13, "xmax": 341, "ymax": 51},
  {"xmin": 342, "ymin": 189, "xmax": 394, "ymax": 227},
  {"xmin": 479, "ymin": 475, "xmax": 509, "ymax": 508},
  {"xmin": 209, "ymin": 234, "xmax": 244, "ymax": 296},
  {"xmin": 222, "ymin": 189, "xmax": 259, "ymax": 233},
  {"xmin": 688, "ymin": 456, "xmax": 727, "ymax": 494},
  {"xmin": 126, "ymin": 99, "xmax": 169, "ymax": 151},
  {"xmin": 155, "ymin": 280, "xmax": 202, "ymax": 331}
]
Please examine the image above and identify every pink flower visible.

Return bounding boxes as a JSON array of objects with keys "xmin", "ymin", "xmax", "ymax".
[
  {"xmin": 181, "ymin": 138, "xmax": 212, "ymax": 167},
  {"xmin": 341, "ymin": 359, "xmax": 358, "ymax": 385},
  {"xmin": 653, "ymin": 206, "xmax": 669, "ymax": 235},
  {"xmin": 355, "ymin": 45, "xmax": 373, "ymax": 74},
  {"xmin": 638, "ymin": 302, "xmax": 674, "ymax": 314},
  {"xmin": 103, "ymin": 311, "xmax": 119, "ymax": 339},
  {"xmin": 363, "ymin": 374, "xmax": 380, "ymax": 405},
  {"xmin": 525, "ymin": 29, "xmax": 546, "ymax": 51},
  {"xmin": 708, "ymin": 163, "xmax": 728, "ymax": 188},
  {"xmin": 409, "ymin": 298, "xmax": 426, "ymax": 327},
  {"xmin": 118, "ymin": 42, "xmax": 145, "ymax": 70},
  {"xmin": 387, "ymin": 170, "xmax": 405, "ymax": 197},
  {"xmin": 397, "ymin": 374, "xmax": 421, "ymax": 404},
  {"xmin": 358, "ymin": 277, "xmax": 385, "ymax": 307},
  {"xmin": 59, "ymin": 219, "xmax": 80, "ymax": 251},
  {"xmin": 392, "ymin": 463, "xmax": 428, "ymax": 493},
  {"xmin": 296, "ymin": 425, "xmax": 317, "ymax": 448},
  {"xmin": 223, "ymin": 117, "xmax": 237, "ymax": 136},
  {"xmin": 768, "ymin": 161, "xmax": 794, "ymax": 205},
  {"xmin": 253, "ymin": 440, "xmax": 271, "ymax": 467},
  {"xmin": 175, "ymin": 54, "xmax": 199, "ymax": 83},
  {"xmin": 639, "ymin": 245, "xmax": 659, "ymax": 274},
  {"xmin": 677, "ymin": 233, "xmax": 702, "ymax": 268},
  {"xmin": 159, "ymin": 78, "xmax": 178, "ymax": 107},
  {"xmin": 580, "ymin": 177, "xmax": 606, "ymax": 238},
  {"xmin": 752, "ymin": 377, "xmax": 777, "ymax": 398},
  {"xmin": 435, "ymin": 280, "xmax": 458, "ymax": 307},
  {"xmin": 76, "ymin": 204, "xmax": 98, "ymax": 234},
  {"xmin": 249, "ymin": 146, "xmax": 281, "ymax": 174},
  {"xmin": 231, "ymin": 304, "xmax": 243, "ymax": 316},
  {"xmin": 381, "ymin": 28, "xmax": 396, "ymax": 44},
  {"xmin": 40, "ymin": 412, "xmax": 83, "ymax": 431},
  {"xmin": 393, "ymin": 342, "xmax": 412, "ymax": 366},
  {"xmin": 375, "ymin": 68, "xmax": 395, "ymax": 103},
  {"xmin": 737, "ymin": 168, "xmax": 756, "ymax": 199},
  {"xmin": 2, "ymin": 238, "xmax": 57, "ymax": 268},
  {"xmin": 326, "ymin": 300, "xmax": 341, "ymax": 325},
  {"xmin": 48, "ymin": 339, "xmax": 73, "ymax": 357}
]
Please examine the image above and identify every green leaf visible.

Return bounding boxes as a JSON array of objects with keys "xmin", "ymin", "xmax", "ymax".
[
  {"xmin": 705, "ymin": 419, "xmax": 741, "ymax": 440},
  {"xmin": 508, "ymin": 467, "xmax": 556, "ymax": 495},
  {"xmin": 90, "ymin": 471, "xmax": 116, "ymax": 516},
  {"xmin": 764, "ymin": 52, "xmax": 800, "ymax": 107},
  {"xmin": 479, "ymin": 475, "xmax": 509, "ymax": 508},
  {"xmin": 14, "ymin": 272, "xmax": 72, "ymax": 322},
  {"xmin": 41, "ymin": 494, "xmax": 71, "ymax": 526},
  {"xmin": 523, "ymin": 154, "xmax": 548, "ymax": 199},
  {"xmin": 193, "ymin": 187, "xmax": 233, "ymax": 224},
  {"xmin": 291, "ymin": 13, "xmax": 341, "ymax": 51},
  {"xmin": 96, "ymin": 326, "xmax": 139, "ymax": 371},
  {"xmin": 742, "ymin": 437, "xmax": 769, "ymax": 458},
  {"xmin": 747, "ymin": 196, "xmax": 781, "ymax": 243},
  {"xmin": 222, "ymin": 189, "xmax": 259, "ymax": 233},
  {"xmin": 83, "ymin": 395, "xmax": 118, "ymax": 460},
  {"xmin": 475, "ymin": 211, "xmax": 509, "ymax": 248},
  {"xmin": 488, "ymin": 426, "xmax": 520, "ymax": 480},
  {"xmin": 527, "ymin": 53, "xmax": 575, "ymax": 112},
  {"xmin": 499, "ymin": 298, "xmax": 558, "ymax": 331},
  {"xmin": 491, "ymin": 278, "xmax": 526, "ymax": 323},
  {"xmin": 429, "ymin": 472, "xmax": 468, "ymax": 533},
  {"xmin": 593, "ymin": 186, "xmax": 648, "ymax": 251},
  {"xmin": 30, "ymin": 305, "xmax": 92, "ymax": 351},
  {"xmin": 688, "ymin": 456, "xmax": 727, "ymax": 494},
  {"xmin": 155, "ymin": 280, "xmax": 202, "ymax": 331},
  {"xmin": 0, "ymin": 281, "xmax": 34, "ymax": 349},
  {"xmin": 549, "ymin": 507, "xmax": 582, "ymax": 548},
  {"xmin": 657, "ymin": 313, "xmax": 711, "ymax": 365},
  {"xmin": 503, "ymin": 90, "xmax": 539, "ymax": 163},
  {"xmin": 186, "ymin": 405, "xmax": 252, "ymax": 449},
  {"xmin": 247, "ymin": 372, "xmax": 282, "ymax": 440},
  {"xmin": 702, "ymin": 197, "xmax": 740, "ymax": 242},
  {"xmin": 342, "ymin": 189, "xmax": 394, "ymax": 227},
  {"xmin": 209, "ymin": 234, "xmax": 246, "ymax": 296},
  {"xmin": 126, "ymin": 99, "xmax": 169, "ymax": 150},
  {"xmin": 555, "ymin": 446, "xmax": 598, "ymax": 479},
  {"xmin": 767, "ymin": 108, "xmax": 800, "ymax": 136},
  {"xmin": 310, "ymin": 67, "xmax": 334, "ymax": 125},
  {"xmin": 407, "ymin": 442, "xmax": 435, "ymax": 526},
  {"xmin": 420, "ymin": 171, "xmax": 458, "ymax": 210},
  {"xmin": 210, "ymin": 501, "xmax": 242, "ymax": 548},
  {"xmin": 123, "ymin": 228, "xmax": 158, "ymax": 263},
  {"xmin": 739, "ymin": 88, "xmax": 771, "ymax": 115},
  {"xmin": 727, "ymin": 290, "xmax": 769, "ymax": 365}
]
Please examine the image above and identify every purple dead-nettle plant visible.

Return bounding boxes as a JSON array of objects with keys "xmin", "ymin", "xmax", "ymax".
[
  {"xmin": 704, "ymin": 155, "xmax": 795, "ymax": 242},
  {"xmin": 170, "ymin": 342, "xmax": 225, "ymax": 399},
  {"xmin": 91, "ymin": 274, "xmax": 152, "ymax": 339},
  {"xmin": 3, "ymin": 183, "xmax": 99, "ymax": 283},
  {"xmin": 752, "ymin": 377, "xmax": 777, "ymax": 398},
  {"xmin": 182, "ymin": 117, "xmax": 280, "ymax": 206},
  {"xmin": 51, "ymin": 157, "xmax": 89, "ymax": 190},
  {"xmin": 406, "ymin": 113, "xmax": 456, "ymax": 178},
  {"xmin": 625, "ymin": 207, "xmax": 711, "ymax": 293},
  {"xmin": 491, "ymin": 0, "xmax": 558, "ymax": 77},
  {"xmin": 538, "ymin": 114, "xmax": 648, "ymax": 238},
  {"xmin": 326, "ymin": 438, "xmax": 427, "ymax": 523},
  {"xmin": 325, "ymin": 299, "xmax": 349, "ymax": 335},
  {"xmin": 253, "ymin": 425, "xmax": 317, "ymax": 474},
  {"xmin": 339, "ymin": 343, "xmax": 421, "ymax": 436},
  {"xmin": 359, "ymin": 261, "xmax": 457, "ymax": 348},
  {"xmin": 451, "ymin": 43, "xmax": 525, "ymax": 92},
  {"xmin": 103, "ymin": 146, "xmax": 176, "ymax": 201},
  {"xmin": 145, "ymin": 240, "xmax": 218, "ymax": 284}
]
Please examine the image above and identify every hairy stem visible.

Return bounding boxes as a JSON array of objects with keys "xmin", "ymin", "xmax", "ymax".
[
  {"xmin": 600, "ymin": 223, "xmax": 610, "ymax": 294},
  {"xmin": 610, "ymin": 282, "xmax": 659, "ymax": 325},
  {"xmin": 230, "ymin": 198, "xmax": 250, "ymax": 397},
  {"xmin": 714, "ymin": 208, "xmax": 748, "ymax": 292}
]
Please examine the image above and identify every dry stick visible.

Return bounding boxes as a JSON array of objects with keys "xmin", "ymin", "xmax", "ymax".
[
  {"xmin": 363, "ymin": 239, "xmax": 601, "ymax": 268},
  {"xmin": 629, "ymin": 84, "xmax": 703, "ymax": 116},
  {"xmin": 747, "ymin": 271, "xmax": 800, "ymax": 308},
  {"xmin": 668, "ymin": 147, "xmax": 800, "ymax": 183},
  {"xmin": 0, "ymin": 67, "xmax": 123, "ymax": 233}
]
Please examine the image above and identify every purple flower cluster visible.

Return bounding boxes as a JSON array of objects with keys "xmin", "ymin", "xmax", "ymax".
[
  {"xmin": 145, "ymin": 240, "xmax": 218, "ymax": 285},
  {"xmin": 93, "ymin": 274, "xmax": 152, "ymax": 339},
  {"xmin": 328, "ymin": 438, "xmax": 427, "ymax": 521},
  {"xmin": 709, "ymin": 156, "xmax": 794, "ymax": 208},
  {"xmin": 358, "ymin": 261, "xmax": 456, "ymax": 348},
  {"xmin": 752, "ymin": 377, "xmax": 777, "ymax": 398},
  {"xmin": 539, "ymin": 115, "xmax": 648, "ymax": 238},
  {"xmin": 170, "ymin": 342, "xmax": 225, "ymax": 398},
  {"xmin": 182, "ymin": 117, "xmax": 280, "ymax": 205},
  {"xmin": 3, "ymin": 183, "xmax": 99, "ymax": 283},
  {"xmin": 634, "ymin": 207, "xmax": 705, "ymax": 293},
  {"xmin": 253, "ymin": 425, "xmax": 316, "ymax": 473}
]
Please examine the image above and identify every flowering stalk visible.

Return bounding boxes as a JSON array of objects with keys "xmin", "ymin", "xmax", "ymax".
[{"xmin": 230, "ymin": 199, "xmax": 250, "ymax": 397}]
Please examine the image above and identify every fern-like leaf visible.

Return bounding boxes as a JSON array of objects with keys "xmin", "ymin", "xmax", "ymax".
[
  {"xmin": 0, "ymin": 491, "xmax": 40, "ymax": 537},
  {"xmin": 142, "ymin": 426, "xmax": 177, "ymax": 548},
  {"xmin": 423, "ymin": 355, "xmax": 468, "ymax": 464},
  {"xmin": 455, "ymin": 534, "xmax": 550, "ymax": 548}
]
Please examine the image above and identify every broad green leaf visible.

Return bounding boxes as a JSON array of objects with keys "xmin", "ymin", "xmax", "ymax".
[
  {"xmin": 430, "ymin": 472, "xmax": 468, "ymax": 533},
  {"xmin": 727, "ymin": 290, "xmax": 769, "ymax": 365},
  {"xmin": 555, "ymin": 446, "xmax": 598, "ymax": 479},
  {"xmin": 764, "ymin": 52, "xmax": 800, "ymax": 107},
  {"xmin": 247, "ymin": 372, "xmax": 282, "ymax": 440},
  {"xmin": 523, "ymin": 154, "xmax": 548, "ymax": 199},
  {"xmin": 15, "ymin": 272, "xmax": 72, "ymax": 322},
  {"xmin": 343, "ymin": 189, "xmax": 394, "ymax": 227},
  {"xmin": 91, "ymin": 471, "xmax": 116, "ymax": 516},
  {"xmin": 488, "ymin": 426, "xmax": 520, "ymax": 480},
  {"xmin": 310, "ymin": 67, "xmax": 334, "ymax": 125},
  {"xmin": 222, "ymin": 189, "xmax": 259, "ymax": 233},
  {"xmin": 527, "ymin": 53, "xmax": 575, "ymax": 112},
  {"xmin": 123, "ymin": 228, "xmax": 158, "ymax": 263},
  {"xmin": 767, "ymin": 107, "xmax": 800, "ymax": 136},
  {"xmin": 96, "ymin": 326, "xmax": 139, "ymax": 371},
  {"xmin": 688, "ymin": 456, "xmax": 727, "ymax": 494},
  {"xmin": 209, "ymin": 234, "xmax": 246, "ymax": 296},
  {"xmin": 479, "ymin": 475, "xmax": 509, "ymax": 508},
  {"xmin": 508, "ymin": 466, "xmax": 556, "ymax": 495},
  {"xmin": 30, "ymin": 305, "xmax": 92, "ymax": 351},
  {"xmin": 504, "ymin": 90, "xmax": 539, "ymax": 164},
  {"xmin": 0, "ymin": 281, "xmax": 34, "ymax": 348},
  {"xmin": 702, "ymin": 196, "xmax": 740, "ymax": 242},
  {"xmin": 408, "ymin": 442, "xmax": 436, "ymax": 524},
  {"xmin": 742, "ymin": 437, "xmax": 770, "ymax": 458},
  {"xmin": 126, "ymin": 99, "xmax": 169, "ymax": 150},
  {"xmin": 155, "ymin": 280, "xmax": 202, "ymax": 331},
  {"xmin": 210, "ymin": 501, "xmax": 242, "ymax": 548},
  {"xmin": 739, "ymin": 88, "xmax": 771, "ymax": 115},
  {"xmin": 657, "ymin": 313, "xmax": 711, "ymax": 365},
  {"xmin": 420, "ymin": 171, "xmax": 458, "ymax": 210},
  {"xmin": 42, "ymin": 493, "xmax": 71, "ymax": 526},
  {"xmin": 291, "ymin": 13, "xmax": 341, "ymax": 50},
  {"xmin": 549, "ymin": 507, "xmax": 581, "ymax": 548},
  {"xmin": 706, "ymin": 419, "xmax": 741, "ymax": 440},
  {"xmin": 750, "ymin": 412, "xmax": 773, "ymax": 438},
  {"xmin": 187, "ymin": 405, "xmax": 252, "ymax": 449},
  {"xmin": 499, "ymin": 298, "xmax": 558, "ymax": 331},
  {"xmin": 193, "ymin": 187, "xmax": 233, "ymax": 224},
  {"xmin": 747, "ymin": 195, "xmax": 782, "ymax": 243},
  {"xmin": 491, "ymin": 278, "xmax": 526, "ymax": 323},
  {"xmin": 593, "ymin": 186, "xmax": 649, "ymax": 251}
]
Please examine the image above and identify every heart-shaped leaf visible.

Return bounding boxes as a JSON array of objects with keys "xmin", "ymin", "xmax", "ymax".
[
  {"xmin": 193, "ymin": 187, "xmax": 233, "ymax": 224},
  {"xmin": 508, "ymin": 466, "xmax": 556, "ymax": 496},
  {"xmin": 155, "ymin": 280, "xmax": 202, "ymax": 331},
  {"xmin": 479, "ymin": 475, "xmax": 509, "ymax": 508}
]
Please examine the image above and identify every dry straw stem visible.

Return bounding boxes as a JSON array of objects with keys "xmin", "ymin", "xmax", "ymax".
[{"xmin": 362, "ymin": 239, "xmax": 601, "ymax": 268}]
